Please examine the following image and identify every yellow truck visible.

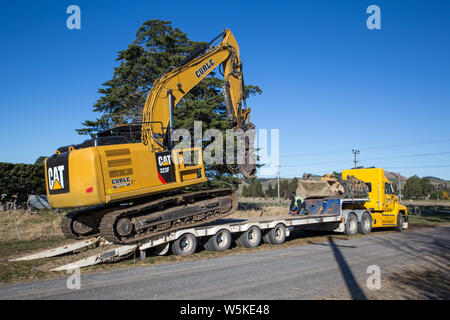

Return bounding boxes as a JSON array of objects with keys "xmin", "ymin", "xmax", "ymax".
[{"xmin": 342, "ymin": 167, "xmax": 408, "ymax": 231}]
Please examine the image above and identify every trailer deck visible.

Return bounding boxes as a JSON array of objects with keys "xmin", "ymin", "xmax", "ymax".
[
  {"xmin": 8, "ymin": 213, "xmax": 343, "ymax": 271},
  {"xmin": 9, "ymin": 198, "xmax": 397, "ymax": 272}
]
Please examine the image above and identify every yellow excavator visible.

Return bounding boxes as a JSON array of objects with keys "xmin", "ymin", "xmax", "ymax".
[{"xmin": 45, "ymin": 29, "xmax": 256, "ymax": 244}]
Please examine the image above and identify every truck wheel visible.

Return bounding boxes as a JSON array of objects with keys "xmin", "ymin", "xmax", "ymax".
[
  {"xmin": 172, "ymin": 233, "xmax": 197, "ymax": 256},
  {"xmin": 236, "ymin": 226, "xmax": 261, "ymax": 248},
  {"xmin": 263, "ymin": 224, "xmax": 287, "ymax": 245},
  {"xmin": 344, "ymin": 213, "xmax": 358, "ymax": 236},
  {"xmin": 358, "ymin": 212, "xmax": 372, "ymax": 235},
  {"xmin": 204, "ymin": 229, "xmax": 232, "ymax": 251},
  {"xmin": 395, "ymin": 214, "xmax": 404, "ymax": 232}
]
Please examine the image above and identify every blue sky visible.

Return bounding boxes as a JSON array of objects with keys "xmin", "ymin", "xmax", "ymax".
[{"xmin": 1, "ymin": 0, "xmax": 449, "ymax": 179}]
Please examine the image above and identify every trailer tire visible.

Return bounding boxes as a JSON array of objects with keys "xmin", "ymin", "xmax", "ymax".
[
  {"xmin": 172, "ymin": 233, "xmax": 197, "ymax": 256},
  {"xmin": 236, "ymin": 226, "xmax": 261, "ymax": 248},
  {"xmin": 263, "ymin": 224, "xmax": 287, "ymax": 245},
  {"xmin": 358, "ymin": 212, "xmax": 372, "ymax": 235},
  {"xmin": 344, "ymin": 213, "xmax": 358, "ymax": 236},
  {"xmin": 395, "ymin": 214, "xmax": 404, "ymax": 232},
  {"xmin": 204, "ymin": 229, "xmax": 232, "ymax": 251}
]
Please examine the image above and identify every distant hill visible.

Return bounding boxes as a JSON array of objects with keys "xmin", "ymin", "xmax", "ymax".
[
  {"xmin": 239, "ymin": 171, "xmax": 449, "ymax": 194},
  {"xmin": 384, "ymin": 171, "xmax": 408, "ymax": 184},
  {"xmin": 423, "ymin": 176, "xmax": 450, "ymax": 188}
]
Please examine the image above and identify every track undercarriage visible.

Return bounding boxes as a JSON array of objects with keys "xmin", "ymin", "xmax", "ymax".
[{"xmin": 61, "ymin": 189, "xmax": 237, "ymax": 244}]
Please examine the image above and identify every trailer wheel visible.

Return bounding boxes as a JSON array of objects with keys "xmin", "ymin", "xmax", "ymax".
[
  {"xmin": 263, "ymin": 224, "xmax": 287, "ymax": 245},
  {"xmin": 236, "ymin": 226, "xmax": 261, "ymax": 248},
  {"xmin": 344, "ymin": 213, "xmax": 358, "ymax": 236},
  {"xmin": 172, "ymin": 233, "xmax": 197, "ymax": 256},
  {"xmin": 204, "ymin": 229, "xmax": 232, "ymax": 251},
  {"xmin": 358, "ymin": 212, "xmax": 372, "ymax": 235},
  {"xmin": 395, "ymin": 214, "xmax": 404, "ymax": 232}
]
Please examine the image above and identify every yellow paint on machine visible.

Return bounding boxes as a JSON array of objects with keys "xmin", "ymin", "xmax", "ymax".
[
  {"xmin": 342, "ymin": 168, "xmax": 408, "ymax": 229},
  {"xmin": 46, "ymin": 144, "xmax": 206, "ymax": 208}
]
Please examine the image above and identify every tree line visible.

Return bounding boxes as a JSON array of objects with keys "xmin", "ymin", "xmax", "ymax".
[
  {"xmin": 242, "ymin": 175, "xmax": 450, "ymax": 200},
  {"xmin": 402, "ymin": 175, "xmax": 449, "ymax": 200},
  {"xmin": 0, "ymin": 161, "xmax": 46, "ymax": 205},
  {"xmin": 242, "ymin": 178, "xmax": 298, "ymax": 198}
]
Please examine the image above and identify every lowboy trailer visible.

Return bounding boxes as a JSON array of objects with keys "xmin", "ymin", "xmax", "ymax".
[{"xmin": 9, "ymin": 198, "xmax": 407, "ymax": 271}]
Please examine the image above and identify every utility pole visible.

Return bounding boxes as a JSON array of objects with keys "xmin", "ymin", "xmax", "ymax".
[
  {"xmin": 277, "ymin": 165, "xmax": 280, "ymax": 205},
  {"xmin": 352, "ymin": 149, "xmax": 360, "ymax": 168},
  {"xmin": 398, "ymin": 172, "xmax": 402, "ymax": 200}
]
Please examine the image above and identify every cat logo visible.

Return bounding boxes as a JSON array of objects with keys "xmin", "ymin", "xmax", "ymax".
[
  {"xmin": 158, "ymin": 155, "xmax": 172, "ymax": 167},
  {"xmin": 48, "ymin": 165, "xmax": 65, "ymax": 190},
  {"xmin": 155, "ymin": 151, "xmax": 175, "ymax": 184}
]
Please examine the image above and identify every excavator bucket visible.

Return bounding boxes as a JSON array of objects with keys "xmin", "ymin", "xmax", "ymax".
[
  {"xmin": 237, "ymin": 122, "xmax": 257, "ymax": 179},
  {"xmin": 296, "ymin": 174, "xmax": 368, "ymax": 199},
  {"xmin": 296, "ymin": 180, "xmax": 338, "ymax": 199}
]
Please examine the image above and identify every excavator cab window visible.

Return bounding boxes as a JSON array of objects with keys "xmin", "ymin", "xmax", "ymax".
[{"xmin": 98, "ymin": 124, "xmax": 142, "ymax": 143}]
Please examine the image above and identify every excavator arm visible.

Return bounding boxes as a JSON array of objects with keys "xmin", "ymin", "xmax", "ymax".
[{"xmin": 141, "ymin": 29, "xmax": 256, "ymax": 178}]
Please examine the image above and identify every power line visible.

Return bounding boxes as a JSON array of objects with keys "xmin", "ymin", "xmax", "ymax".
[
  {"xmin": 383, "ymin": 165, "xmax": 450, "ymax": 169},
  {"xmin": 279, "ymin": 138, "xmax": 450, "ymax": 159},
  {"xmin": 277, "ymin": 150, "xmax": 450, "ymax": 167}
]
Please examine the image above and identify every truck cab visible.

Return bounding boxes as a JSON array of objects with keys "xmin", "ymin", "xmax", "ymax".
[{"xmin": 342, "ymin": 168, "xmax": 408, "ymax": 230}]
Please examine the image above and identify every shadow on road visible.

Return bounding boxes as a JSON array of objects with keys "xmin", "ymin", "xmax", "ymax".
[
  {"xmin": 371, "ymin": 227, "xmax": 450, "ymax": 299},
  {"xmin": 328, "ymin": 236, "xmax": 367, "ymax": 300}
]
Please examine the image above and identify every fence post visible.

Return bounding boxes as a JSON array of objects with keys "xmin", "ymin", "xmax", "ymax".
[{"xmin": 10, "ymin": 210, "xmax": 21, "ymax": 241}]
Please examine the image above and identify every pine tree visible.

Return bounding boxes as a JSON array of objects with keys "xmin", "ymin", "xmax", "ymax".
[
  {"xmin": 289, "ymin": 177, "xmax": 298, "ymax": 195},
  {"xmin": 266, "ymin": 183, "xmax": 274, "ymax": 198},
  {"xmin": 256, "ymin": 181, "xmax": 263, "ymax": 197},
  {"xmin": 281, "ymin": 180, "xmax": 290, "ymax": 199},
  {"xmin": 242, "ymin": 185, "xmax": 249, "ymax": 197},
  {"xmin": 77, "ymin": 20, "xmax": 261, "ymax": 190},
  {"xmin": 403, "ymin": 176, "xmax": 422, "ymax": 199}
]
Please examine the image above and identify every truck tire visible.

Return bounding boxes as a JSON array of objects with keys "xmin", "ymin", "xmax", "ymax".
[
  {"xmin": 172, "ymin": 233, "xmax": 197, "ymax": 256},
  {"xmin": 358, "ymin": 212, "xmax": 372, "ymax": 235},
  {"xmin": 344, "ymin": 213, "xmax": 358, "ymax": 236},
  {"xmin": 204, "ymin": 229, "xmax": 232, "ymax": 251},
  {"xmin": 236, "ymin": 226, "xmax": 261, "ymax": 248},
  {"xmin": 395, "ymin": 214, "xmax": 404, "ymax": 232},
  {"xmin": 263, "ymin": 224, "xmax": 287, "ymax": 245}
]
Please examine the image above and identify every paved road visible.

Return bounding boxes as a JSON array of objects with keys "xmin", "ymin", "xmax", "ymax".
[{"xmin": 1, "ymin": 226, "xmax": 449, "ymax": 300}]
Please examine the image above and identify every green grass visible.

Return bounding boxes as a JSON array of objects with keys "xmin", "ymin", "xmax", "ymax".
[
  {"xmin": 0, "ymin": 237, "xmax": 67, "ymax": 285},
  {"xmin": 408, "ymin": 213, "xmax": 450, "ymax": 226},
  {"xmin": 0, "ymin": 237, "xmax": 67, "ymax": 259}
]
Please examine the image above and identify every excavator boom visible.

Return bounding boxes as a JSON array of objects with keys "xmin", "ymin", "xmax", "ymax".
[{"xmin": 141, "ymin": 29, "xmax": 255, "ymax": 178}]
